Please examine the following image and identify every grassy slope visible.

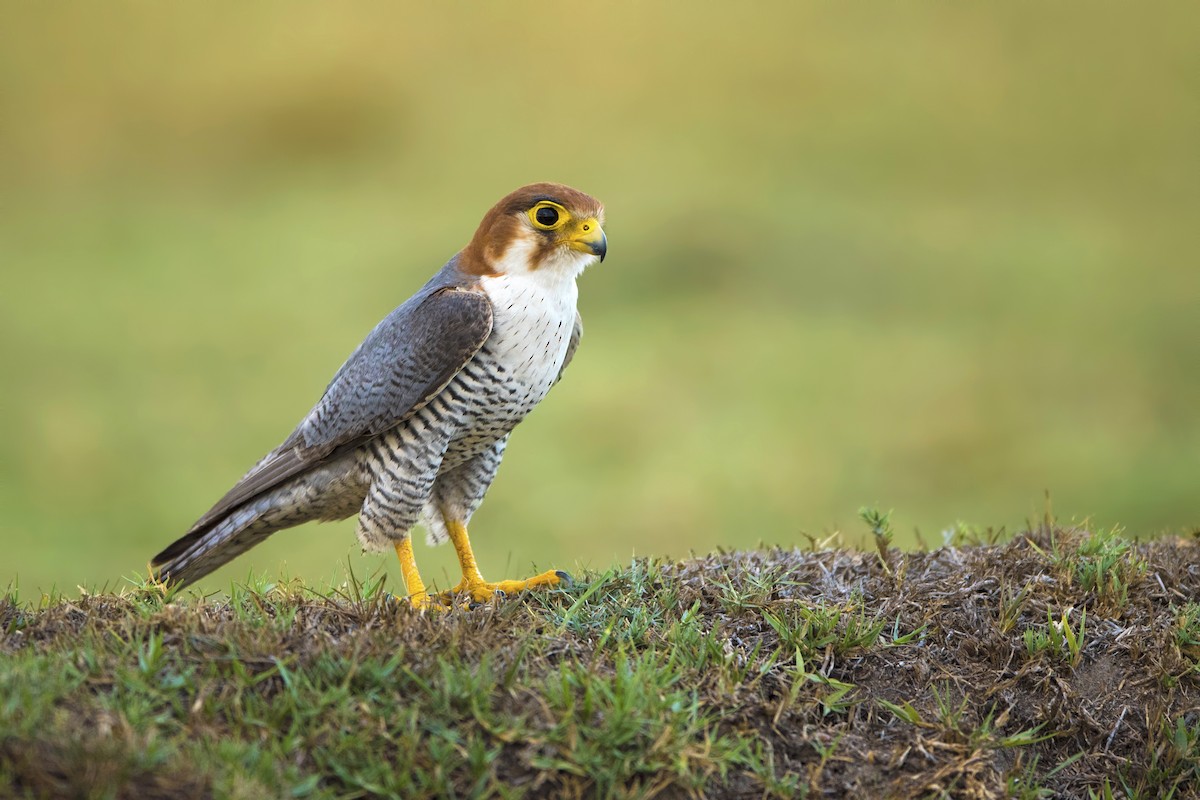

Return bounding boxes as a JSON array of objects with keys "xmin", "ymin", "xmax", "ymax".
[{"xmin": 3, "ymin": 526, "xmax": 1199, "ymax": 799}]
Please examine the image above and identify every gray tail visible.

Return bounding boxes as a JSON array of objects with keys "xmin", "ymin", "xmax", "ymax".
[{"xmin": 151, "ymin": 506, "xmax": 274, "ymax": 590}]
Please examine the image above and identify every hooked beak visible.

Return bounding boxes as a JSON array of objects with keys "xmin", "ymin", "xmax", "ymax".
[{"xmin": 566, "ymin": 217, "xmax": 607, "ymax": 262}]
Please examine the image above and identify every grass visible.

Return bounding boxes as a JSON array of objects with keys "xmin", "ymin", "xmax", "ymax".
[
  {"xmin": 1174, "ymin": 604, "xmax": 1200, "ymax": 671},
  {"xmin": 3, "ymin": 524, "xmax": 1199, "ymax": 798},
  {"xmin": 1022, "ymin": 606, "xmax": 1087, "ymax": 666}
]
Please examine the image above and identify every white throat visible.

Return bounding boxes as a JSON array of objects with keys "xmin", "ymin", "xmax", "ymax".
[
  {"xmin": 477, "ymin": 263, "xmax": 580, "ymax": 396},
  {"xmin": 479, "ymin": 269, "xmax": 579, "ymax": 328}
]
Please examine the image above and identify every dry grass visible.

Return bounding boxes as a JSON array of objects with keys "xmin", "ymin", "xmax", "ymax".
[{"xmin": 3, "ymin": 525, "xmax": 1199, "ymax": 799}]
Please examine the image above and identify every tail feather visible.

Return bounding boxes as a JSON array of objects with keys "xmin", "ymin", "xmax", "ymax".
[
  {"xmin": 152, "ymin": 506, "xmax": 272, "ymax": 589},
  {"xmin": 153, "ymin": 457, "xmax": 364, "ymax": 589}
]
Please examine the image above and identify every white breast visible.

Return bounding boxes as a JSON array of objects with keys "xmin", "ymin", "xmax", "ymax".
[{"xmin": 479, "ymin": 271, "xmax": 579, "ymax": 398}]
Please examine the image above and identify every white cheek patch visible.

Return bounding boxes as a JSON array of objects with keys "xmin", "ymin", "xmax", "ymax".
[{"xmin": 491, "ymin": 233, "xmax": 597, "ymax": 282}]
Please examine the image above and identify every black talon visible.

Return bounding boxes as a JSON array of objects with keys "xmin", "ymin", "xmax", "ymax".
[{"xmin": 555, "ymin": 570, "xmax": 573, "ymax": 585}]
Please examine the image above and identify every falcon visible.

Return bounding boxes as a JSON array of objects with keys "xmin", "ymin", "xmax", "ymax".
[{"xmin": 151, "ymin": 182, "xmax": 606, "ymax": 608}]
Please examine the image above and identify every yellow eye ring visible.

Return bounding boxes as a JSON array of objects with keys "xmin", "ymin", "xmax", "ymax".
[{"xmin": 529, "ymin": 201, "xmax": 569, "ymax": 230}]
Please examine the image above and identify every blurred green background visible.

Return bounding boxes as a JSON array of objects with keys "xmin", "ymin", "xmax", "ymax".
[{"xmin": 2, "ymin": 4, "xmax": 1197, "ymax": 595}]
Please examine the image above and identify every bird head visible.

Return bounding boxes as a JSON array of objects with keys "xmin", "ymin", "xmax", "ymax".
[{"xmin": 460, "ymin": 182, "xmax": 606, "ymax": 278}]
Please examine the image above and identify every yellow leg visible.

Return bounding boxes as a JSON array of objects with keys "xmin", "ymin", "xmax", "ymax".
[
  {"xmin": 394, "ymin": 537, "xmax": 436, "ymax": 610},
  {"xmin": 442, "ymin": 518, "xmax": 568, "ymax": 603}
]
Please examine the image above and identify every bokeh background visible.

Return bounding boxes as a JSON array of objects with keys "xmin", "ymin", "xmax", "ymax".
[{"xmin": 2, "ymin": 4, "xmax": 1197, "ymax": 595}]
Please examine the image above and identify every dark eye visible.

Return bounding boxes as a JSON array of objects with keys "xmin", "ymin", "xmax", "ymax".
[{"xmin": 535, "ymin": 206, "xmax": 559, "ymax": 227}]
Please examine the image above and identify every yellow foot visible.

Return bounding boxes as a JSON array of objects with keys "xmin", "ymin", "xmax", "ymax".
[
  {"xmin": 407, "ymin": 591, "xmax": 443, "ymax": 612},
  {"xmin": 384, "ymin": 590, "xmax": 444, "ymax": 612},
  {"xmin": 440, "ymin": 569, "xmax": 571, "ymax": 604}
]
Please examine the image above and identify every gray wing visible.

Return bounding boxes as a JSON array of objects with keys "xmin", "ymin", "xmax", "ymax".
[
  {"xmin": 182, "ymin": 287, "xmax": 493, "ymax": 537},
  {"xmin": 553, "ymin": 312, "xmax": 583, "ymax": 385}
]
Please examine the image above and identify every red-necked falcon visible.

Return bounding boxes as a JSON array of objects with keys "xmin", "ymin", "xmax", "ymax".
[{"xmin": 151, "ymin": 183, "xmax": 606, "ymax": 608}]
